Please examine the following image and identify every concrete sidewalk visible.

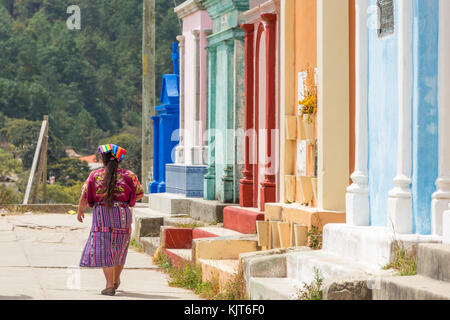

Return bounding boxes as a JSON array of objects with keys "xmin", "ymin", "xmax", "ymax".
[{"xmin": 0, "ymin": 213, "xmax": 201, "ymax": 300}]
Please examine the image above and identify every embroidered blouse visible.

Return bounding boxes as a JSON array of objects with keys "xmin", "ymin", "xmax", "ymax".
[{"xmin": 81, "ymin": 167, "xmax": 144, "ymax": 207}]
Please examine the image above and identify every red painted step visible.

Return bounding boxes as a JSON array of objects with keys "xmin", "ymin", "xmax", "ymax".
[
  {"xmin": 164, "ymin": 228, "xmax": 193, "ymax": 249},
  {"xmin": 192, "ymin": 228, "xmax": 219, "ymax": 239},
  {"xmin": 223, "ymin": 206, "xmax": 264, "ymax": 234},
  {"xmin": 163, "ymin": 248, "xmax": 191, "ymax": 268}
]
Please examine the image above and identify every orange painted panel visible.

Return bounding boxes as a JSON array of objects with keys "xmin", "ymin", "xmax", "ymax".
[{"xmin": 293, "ymin": 0, "xmax": 317, "ymax": 204}]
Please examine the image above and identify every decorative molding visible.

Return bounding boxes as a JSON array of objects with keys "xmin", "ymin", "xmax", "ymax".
[
  {"xmin": 206, "ymin": 27, "xmax": 245, "ymax": 46},
  {"xmin": 175, "ymin": 0, "xmax": 205, "ymax": 20},
  {"xmin": 201, "ymin": 0, "xmax": 249, "ymax": 20},
  {"xmin": 243, "ymin": 0, "xmax": 279, "ymax": 24}
]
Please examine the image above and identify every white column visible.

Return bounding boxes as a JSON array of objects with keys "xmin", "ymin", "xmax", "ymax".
[
  {"xmin": 191, "ymin": 29, "xmax": 202, "ymax": 165},
  {"xmin": 432, "ymin": 0, "xmax": 450, "ymax": 236},
  {"xmin": 444, "ymin": 207, "xmax": 450, "ymax": 244},
  {"xmin": 346, "ymin": 0, "xmax": 370, "ymax": 226},
  {"xmin": 175, "ymin": 35, "xmax": 185, "ymax": 164},
  {"xmin": 387, "ymin": 0, "xmax": 413, "ymax": 234}
]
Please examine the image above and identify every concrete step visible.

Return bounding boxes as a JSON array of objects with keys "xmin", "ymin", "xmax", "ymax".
[
  {"xmin": 198, "ymin": 259, "xmax": 239, "ymax": 289},
  {"xmin": 134, "ymin": 202, "xmax": 150, "ymax": 208},
  {"xmin": 132, "ymin": 208, "xmax": 166, "ymax": 246},
  {"xmin": 240, "ymin": 248, "xmax": 311, "ymax": 280},
  {"xmin": 193, "ymin": 235, "xmax": 260, "ymax": 263},
  {"xmin": 148, "ymin": 193, "xmax": 190, "ymax": 215},
  {"xmin": 223, "ymin": 206, "xmax": 264, "ymax": 234},
  {"xmin": 189, "ymin": 199, "xmax": 234, "ymax": 224},
  {"xmin": 193, "ymin": 226, "xmax": 244, "ymax": 239},
  {"xmin": 133, "ymin": 207, "xmax": 171, "ymax": 218},
  {"xmin": 286, "ymin": 250, "xmax": 391, "ymax": 286},
  {"xmin": 249, "ymin": 277, "xmax": 298, "ymax": 300},
  {"xmin": 373, "ymin": 275, "xmax": 450, "ymax": 300},
  {"xmin": 417, "ymin": 243, "xmax": 450, "ymax": 282},
  {"xmin": 164, "ymin": 248, "xmax": 193, "ymax": 268},
  {"xmin": 140, "ymin": 237, "xmax": 161, "ymax": 257},
  {"xmin": 163, "ymin": 216, "xmax": 210, "ymax": 228},
  {"xmin": 160, "ymin": 225, "xmax": 241, "ymax": 249},
  {"xmin": 322, "ymin": 224, "xmax": 438, "ymax": 268}
]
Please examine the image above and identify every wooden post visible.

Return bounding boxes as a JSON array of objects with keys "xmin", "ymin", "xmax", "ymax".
[
  {"xmin": 23, "ymin": 116, "xmax": 48, "ymax": 205},
  {"xmin": 32, "ymin": 116, "xmax": 48, "ymax": 204},
  {"xmin": 142, "ymin": 0, "xmax": 156, "ymax": 192}
]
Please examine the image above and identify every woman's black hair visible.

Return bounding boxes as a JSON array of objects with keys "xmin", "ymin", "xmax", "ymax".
[{"xmin": 100, "ymin": 153, "xmax": 119, "ymax": 208}]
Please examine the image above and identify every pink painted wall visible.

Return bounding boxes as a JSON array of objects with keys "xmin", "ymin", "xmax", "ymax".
[{"xmin": 181, "ymin": 10, "xmax": 213, "ymax": 165}]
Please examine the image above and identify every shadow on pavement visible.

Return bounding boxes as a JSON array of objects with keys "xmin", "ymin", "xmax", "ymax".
[
  {"xmin": 115, "ymin": 291, "xmax": 181, "ymax": 300},
  {"xmin": 0, "ymin": 294, "xmax": 34, "ymax": 300}
]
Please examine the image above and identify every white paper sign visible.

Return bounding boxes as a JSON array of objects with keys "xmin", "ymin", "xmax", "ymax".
[{"xmin": 296, "ymin": 140, "xmax": 307, "ymax": 177}]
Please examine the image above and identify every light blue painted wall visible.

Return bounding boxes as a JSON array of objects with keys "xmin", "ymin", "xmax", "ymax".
[
  {"xmin": 411, "ymin": 0, "xmax": 439, "ymax": 235},
  {"xmin": 367, "ymin": 0, "xmax": 398, "ymax": 227}
]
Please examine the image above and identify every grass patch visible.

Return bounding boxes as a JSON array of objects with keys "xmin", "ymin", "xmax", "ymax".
[
  {"xmin": 295, "ymin": 267, "xmax": 324, "ymax": 300},
  {"xmin": 215, "ymin": 271, "xmax": 247, "ymax": 300},
  {"xmin": 153, "ymin": 248, "xmax": 247, "ymax": 300},
  {"xmin": 383, "ymin": 241, "xmax": 417, "ymax": 276},
  {"xmin": 175, "ymin": 222, "xmax": 204, "ymax": 229},
  {"xmin": 129, "ymin": 237, "xmax": 144, "ymax": 253}
]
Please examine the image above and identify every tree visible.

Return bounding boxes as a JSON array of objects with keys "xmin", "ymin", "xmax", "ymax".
[
  {"xmin": 0, "ymin": 147, "xmax": 23, "ymax": 179},
  {"xmin": 48, "ymin": 157, "xmax": 90, "ymax": 186},
  {"xmin": 0, "ymin": 0, "xmax": 181, "ymax": 169}
]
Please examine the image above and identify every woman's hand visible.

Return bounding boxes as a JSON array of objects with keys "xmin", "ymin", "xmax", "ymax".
[
  {"xmin": 77, "ymin": 196, "xmax": 88, "ymax": 223},
  {"xmin": 77, "ymin": 210, "xmax": 85, "ymax": 223}
]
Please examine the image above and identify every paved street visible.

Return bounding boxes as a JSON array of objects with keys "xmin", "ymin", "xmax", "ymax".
[{"xmin": 0, "ymin": 213, "xmax": 201, "ymax": 300}]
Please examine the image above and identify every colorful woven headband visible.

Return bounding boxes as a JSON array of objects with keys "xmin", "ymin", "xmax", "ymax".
[{"xmin": 97, "ymin": 144, "xmax": 127, "ymax": 163}]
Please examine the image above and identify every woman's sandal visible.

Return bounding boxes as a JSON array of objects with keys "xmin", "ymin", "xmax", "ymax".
[
  {"xmin": 113, "ymin": 282, "xmax": 120, "ymax": 290},
  {"xmin": 101, "ymin": 287, "xmax": 116, "ymax": 296}
]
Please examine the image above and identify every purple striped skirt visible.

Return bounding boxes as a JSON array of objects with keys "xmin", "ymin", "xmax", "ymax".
[{"xmin": 79, "ymin": 202, "xmax": 132, "ymax": 268}]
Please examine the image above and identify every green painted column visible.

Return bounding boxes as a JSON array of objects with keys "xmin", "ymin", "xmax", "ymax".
[
  {"xmin": 204, "ymin": 45, "xmax": 217, "ymax": 200},
  {"xmin": 201, "ymin": 0, "xmax": 248, "ymax": 203}
]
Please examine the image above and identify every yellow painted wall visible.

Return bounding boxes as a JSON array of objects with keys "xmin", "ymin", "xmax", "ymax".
[{"xmin": 317, "ymin": 0, "xmax": 350, "ymax": 211}]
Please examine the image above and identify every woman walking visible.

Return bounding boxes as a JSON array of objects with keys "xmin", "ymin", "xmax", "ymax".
[{"xmin": 77, "ymin": 144, "xmax": 144, "ymax": 296}]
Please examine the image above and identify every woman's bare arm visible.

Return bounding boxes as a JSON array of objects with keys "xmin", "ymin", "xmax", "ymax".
[{"xmin": 77, "ymin": 195, "xmax": 88, "ymax": 223}]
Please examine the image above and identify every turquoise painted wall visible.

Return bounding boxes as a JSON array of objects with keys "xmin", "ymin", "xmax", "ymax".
[
  {"xmin": 411, "ymin": 0, "xmax": 439, "ymax": 235},
  {"xmin": 202, "ymin": 0, "xmax": 248, "ymax": 203},
  {"xmin": 215, "ymin": 43, "xmax": 229, "ymax": 200},
  {"xmin": 367, "ymin": 0, "xmax": 398, "ymax": 227}
]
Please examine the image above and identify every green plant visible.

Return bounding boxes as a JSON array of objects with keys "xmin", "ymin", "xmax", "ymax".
[
  {"xmin": 308, "ymin": 226, "xmax": 323, "ymax": 250},
  {"xmin": 37, "ymin": 182, "xmax": 84, "ymax": 204},
  {"xmin": 296, "ymin": 267, "xmax": 324, "ymax": 300},
  {"xmin": 0, "ymin": 185, "xmax": 21, "ymax": 204},
  {"xmin": 153, "ymin": 251, "xmax": 246, "ymax": 300},
  {"xmin": 129, "ymin": 237, "xmax": 143, "ymax": 252},
  {"xmin": 298, "ymin": 65, "xmax": 318, "ymax": 118},
  {"xmin": 383, "ymin": 241, "xmax": 417, "ymax": 276},
  {"xmin": 216, "ymin": 271, "xmax": 248, "ymax": 300},
  {"xmin": 168, "ymin": 262, "xmax": 204, "ymax": 290}
]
